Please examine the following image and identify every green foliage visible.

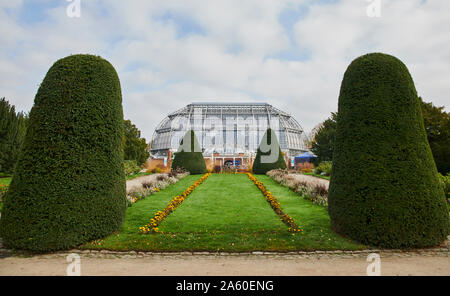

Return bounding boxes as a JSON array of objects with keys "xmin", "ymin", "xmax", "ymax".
[
  {"xmin": 0, "ymin": 98, "xmax": 27, "ymax": 174},
  {"xmin": 124, "ymin": 160, "xmax": 141, "ymax": 177},
  {"xmin": 437, "ymin": 173, "xmax": 450, "ymax": 201},
  {"xmin": 315, "ymin": 161, "xmax": 332, "ymax": 176},
  {"xmin": 252, "ymin": 128, "xmax": 287, "ymax": 174},
  {"xmin": 420, "ymin": 98, "xmax": 450, "ymax": 174},
  {"xmin": 171, "ymin": 130, "xmax": 206, "ymax": 175},
  {"xmin": 150, "ymin": 167, "xmax": 163, "ymax": 174},
  {"xmin": 311, "ymin": 113, "xmax": 337, "ymax": 164},
  {"xmin": 329, "ymin": 53, "xmax": 449, "ymax": 248},
  {"xmin": 0, "ymin": 54, "xmax": 127, "ymax": 252},
  {"xmin": 123, "ymin": 119, "xmax": 149, "ymax": 166}
]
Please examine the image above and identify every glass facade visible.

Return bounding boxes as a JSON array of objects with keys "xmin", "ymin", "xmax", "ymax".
[{"xmin": 150, "ymin": 103, "xmax": 307, "ymax": 158}]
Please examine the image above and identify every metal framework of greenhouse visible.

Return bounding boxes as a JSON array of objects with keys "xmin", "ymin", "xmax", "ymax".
[{"xmin": 150, "ymin": 102, "xmax": 308, "ymax": 169}]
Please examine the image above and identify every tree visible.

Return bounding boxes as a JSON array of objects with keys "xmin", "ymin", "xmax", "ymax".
[
  {"xmin": 310, "ymin": 101, "xmax": 449, "ymax": 173},
  {"xmin": 123, "ymin": 119, "xmax": 149, "ymax": 166},
  {"xmin": 0, "ymin": 98, "xmax": 27, "ymax": 174},
  {"xmin": 420, "ymin": 98, "xmax": 450, "ymax": 174},
  {"xmin": 0, "ymin": 54, "xmax": 127, "ymax": 251},
  {"xmin": 328, "ymin": 53, "xmax": 448, "ymax": 248},
  {"xmin": 171, "ymin": 130, "xmax": 207, "ymax": 174},
  {"xmin": 252, "ymin": 128, "xmax": 287, "ymax": 174},
  {"xmin": 311, "ymin": 112, "xmax": 337, "ymax": 163}
]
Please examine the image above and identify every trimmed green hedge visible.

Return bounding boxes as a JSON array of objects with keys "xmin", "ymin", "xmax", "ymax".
[
  {"xmin": 0, "ymin": 54, "xmax": 127, "ymax": 252},
  {"xmin": 252, "ymin": 128, "xmax": 286, "ymax": 174},
  {"xmin": 328, "ymin": 53, "xmax": 449, "ymax": 248},
  {"xmin": 171, "ymin": 130, "xmax": 206, "ymax": 175}
]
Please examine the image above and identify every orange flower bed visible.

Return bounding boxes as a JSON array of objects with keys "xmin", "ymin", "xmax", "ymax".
[
  {"xmin": 247, "ymin": 173, "xmax": 303, "ymax": 233},
  {"xmin": 139, "ymin": 173, "xmax": 211, "ymax": 233}
]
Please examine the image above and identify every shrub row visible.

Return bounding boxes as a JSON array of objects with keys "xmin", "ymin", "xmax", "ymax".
[
  {"xmin": 126, "ymin": 170, "xmax": 189, "ymax": 205},
  {"xmin": 267, "ymin": 169, "xmax": 328, "ymax": 207},
  {"xmin": 124, "ymin": 160, "xmax": 142, "ymax": 177},
  {"xmin": 314, "ymin": 161, "xmax": 332, "ymax": 176}
]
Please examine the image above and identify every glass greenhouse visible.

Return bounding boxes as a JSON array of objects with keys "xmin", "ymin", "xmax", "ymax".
[{"xmin": 150, "ymin": 102, "xmax": 308, "ymax": 168}]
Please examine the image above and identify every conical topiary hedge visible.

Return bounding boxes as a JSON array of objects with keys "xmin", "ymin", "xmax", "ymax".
[
  {"xmin": 328, "ymin": 53, "xmax": 449, "ymax": 248},
  {"xmin": 171, "ymin": 130, "xmax": 207, "ymax": 175},
  {"xmin": 0, "ymin": 54, "xmax": 127, "ymax": 252},
  {"xmin": 252, "ymin": 128, "xmax": 286, "ymax": 174}
]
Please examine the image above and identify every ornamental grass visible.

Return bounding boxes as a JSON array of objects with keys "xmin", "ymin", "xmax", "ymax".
[
  {"xmin": 127, "ymin": 171, "xmax": 189, "ymax": 205},
  {"xmin": 267, "ymin": 169, "xmax": 328, "ymax": 207}
]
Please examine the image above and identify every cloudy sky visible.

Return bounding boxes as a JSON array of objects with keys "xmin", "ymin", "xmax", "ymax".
[{"xmin": 1, "ymin": 0, "xmax": 449, "ymax": 140}]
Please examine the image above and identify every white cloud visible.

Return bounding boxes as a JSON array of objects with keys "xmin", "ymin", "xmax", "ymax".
[{"xmin": 0, "ymin": 0, "xmax": 449, "ymax": 141}]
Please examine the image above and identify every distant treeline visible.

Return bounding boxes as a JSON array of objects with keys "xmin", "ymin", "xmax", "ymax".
[
  {"xmin": 0, "ymin": 98, "xmax": 27, "ymax": 174},
  {"xmin": 0, "ymin": 98, "xmax": 149, "ymax": 175}
]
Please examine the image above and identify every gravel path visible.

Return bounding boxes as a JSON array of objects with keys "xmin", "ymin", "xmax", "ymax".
[{"xmin": 1, "ymin": 251, "xmax": 448, "ymax": 276}]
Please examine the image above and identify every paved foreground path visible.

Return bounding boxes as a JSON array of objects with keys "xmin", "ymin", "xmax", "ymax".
[{"xmin": 1, "ymin": 252, "xmax": 448, "ymax": 276}]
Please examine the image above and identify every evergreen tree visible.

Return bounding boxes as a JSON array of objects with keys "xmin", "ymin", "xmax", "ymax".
[
  {"xmin": 252, "ymin": 128, "xmax": 286, "ymax": 174},
  {"xmin": 0, "ymin": 54, "xmax": 127, "ymax": 251},
  {"xmin": 0, "ymin": 98, "xmax": 27, "ymax": 174},
  {"xmin": 420, "ymin": 98, "xmax": 450, "ymax": 174},
  {"xmin": 123, "ymin": 119, "xmax": 149, "ymax": 166},
  {"xmin": 311, "ymin": 113, "xmax": 337, "ymax": 163},
  {"xmin": 171, "ymin": 130, "xmax": 207, "ymax": 174},
  {"xmin": 328, "ymin": 53, "xmax": 448, "ymax": 248}
]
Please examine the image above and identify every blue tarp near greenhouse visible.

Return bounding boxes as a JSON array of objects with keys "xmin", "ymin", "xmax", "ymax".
[
  {"xmin": 295, "ymin": 152, "xmax": 317, "ymax": 159},
  {"xmin": 294, "ymin": 152, "xmax": 317, "ymax": 163}
]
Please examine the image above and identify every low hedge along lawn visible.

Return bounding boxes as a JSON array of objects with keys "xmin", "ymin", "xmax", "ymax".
[
  {"xmin": 328, "ymin": 53, "xmax": 449, "ymax": 248},
  {"xmin": 0, "ymin": 54, "xmax": 127, "ymax": 252}
]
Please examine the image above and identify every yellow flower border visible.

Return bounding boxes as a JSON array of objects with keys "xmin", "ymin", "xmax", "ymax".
[
  {"xmin": 247, "ymin": 173, "xmax": 303, "ymax": 233},
  {"xmin": 139, "ymin": 173, "xmax": 211, "ymax": 234}
]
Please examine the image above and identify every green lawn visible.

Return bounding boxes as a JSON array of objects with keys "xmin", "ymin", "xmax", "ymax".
[
  {"xmin": 303, "ymin": 172, "xmax": 330, "ymax": 180},
  {"xmin": 160, "ymin": 174, "xmax": 286, "ymax": 233},
  {"xmin": 0, "ymin": 177, "xmax": 12, "ymax": 186},
  {"xmin": 81, "ymin": 173, "xmax": 366, "ymax": 251}
]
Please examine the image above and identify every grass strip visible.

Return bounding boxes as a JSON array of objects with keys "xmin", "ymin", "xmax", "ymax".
[
  {"xmin": 126, "ymin": 172, "xmax": 152, "ymax": 180},
  {"xmin": 158, "ymin": 174, "xmax": 286, "ymax": 233},
  {"xmin": 303, "ymin": 172, "xmax": 330, "ymax": 180},
  {"xmin": 247, "ymin": 173, "xmax": 303, "ymax": 233},
  {"xmin": 139, "ymin": 173, "xmax": 211, "ymax": 233}
]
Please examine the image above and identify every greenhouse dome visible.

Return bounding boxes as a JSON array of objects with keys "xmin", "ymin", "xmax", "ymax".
[{"xmin": 150, "ymin": 102, "xmax": 308, "ymax": 169}]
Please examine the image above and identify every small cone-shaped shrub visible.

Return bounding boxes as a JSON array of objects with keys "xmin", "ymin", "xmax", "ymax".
[
  {"xmin": 252, "ymin": 128, "xmax": 286, "ymax": 174},
  {"xmin": 0, "ymin": 54, "xmax": 127, "ymax": 251},
  {"xmin": 328, "ymin": 53, "xmax": 449, "ymax": 248},
  {"xmin": 171, "ymin": 130, "xmax": 206, "ymax": 174}
]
